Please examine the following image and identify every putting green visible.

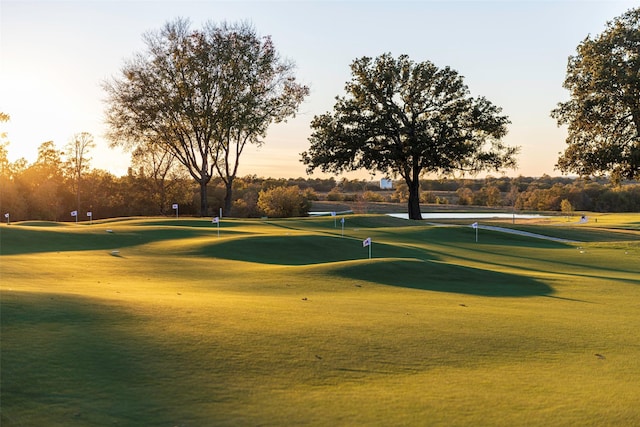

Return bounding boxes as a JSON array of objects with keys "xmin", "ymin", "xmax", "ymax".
[{"xmin": 1, "ymin": 215, "xmax": 639, "ymax": 426}]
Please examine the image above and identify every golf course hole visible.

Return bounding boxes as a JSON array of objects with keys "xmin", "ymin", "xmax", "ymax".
[{"xmin": 193, "ymin": 234, "xmax": 432, "ymax": 266}]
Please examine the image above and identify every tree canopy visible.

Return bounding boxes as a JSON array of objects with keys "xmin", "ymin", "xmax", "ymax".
[
  {"xmin": 552, "ymin": 7, "xmax": 640, "ymax": 182},
  {"xmin": 0, "ymin": 112, "xmax": 10, "ymax": 177},
  {"xmin": 104, "ymin": 18, "xmax": 308, "ymax": 216},
  {"xmin": 301, "ymin": 53, "xmax": 517, "ymax": 219}
]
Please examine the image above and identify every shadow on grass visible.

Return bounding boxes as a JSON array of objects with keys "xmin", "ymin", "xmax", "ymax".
[
  {"xmin": 0, "ymin": 291, "xmax": 182, "ymax": 425},
  {"xmin": 330, "ymin": 258, "xmax": 553, "ymax": 297},
  {"xmin": 0, "ymin": 226, "xmax": 226, "ymax": 255}
]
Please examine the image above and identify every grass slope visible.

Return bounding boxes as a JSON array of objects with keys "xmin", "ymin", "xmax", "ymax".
[{"xmin": 1, "ymin": 215, "xmax": 639, "ymax": 426}]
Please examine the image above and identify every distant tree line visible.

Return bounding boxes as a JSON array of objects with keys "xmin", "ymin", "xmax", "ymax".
[
  {"xmin": 1, "ymin": 140, "xmax": 638, "ymax": 222},
  {"xmin": 377, "ymin": 176, "xmax": 639, "ymax": 213},
  {"xmin": 0, "ymin": 140, "xmax": 318, "ymax": 221}
]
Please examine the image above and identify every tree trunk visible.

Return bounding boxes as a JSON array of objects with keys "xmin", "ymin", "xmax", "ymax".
[
  {"xmin": 223, "ymin": 178, "xmax": 234, "ymax": 215},
  {"xmin": 199, "ymin": 180, "xmax": 208, "ymax": 217},
  {"xmin": 407, "ymin": 178, "xmax": 422, "ymax": 220},
  {"xmin": 76, "ymin": 178, "xmax": 80, "ymax": 217}
]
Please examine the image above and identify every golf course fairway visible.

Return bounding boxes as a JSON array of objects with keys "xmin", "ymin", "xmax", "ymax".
[{"xmin": 1, "ymin": 214, "xmax": 639, "ymax": 426}]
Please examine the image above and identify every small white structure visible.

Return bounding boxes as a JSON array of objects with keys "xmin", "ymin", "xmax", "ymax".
[{"xmin": 380, "ymin": 178, "xmax": 393, "ymax": 189}]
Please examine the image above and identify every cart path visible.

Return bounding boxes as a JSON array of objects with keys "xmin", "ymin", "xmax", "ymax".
[{"xmin": 426, "ymin": 222, "xmax": 580, "ymax": 243}]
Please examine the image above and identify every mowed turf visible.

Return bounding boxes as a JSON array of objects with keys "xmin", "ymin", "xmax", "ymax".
[{"xmin": 1, "ymin": 214, "xmax": 640, "ymax": 426}]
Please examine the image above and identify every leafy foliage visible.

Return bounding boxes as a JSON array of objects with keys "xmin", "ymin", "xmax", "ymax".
[{"xmin": 552, "ymin": 7, "xmax": 640, "ymax": 182}]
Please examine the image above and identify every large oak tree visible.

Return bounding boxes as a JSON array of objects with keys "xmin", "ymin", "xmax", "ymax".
[
  {"xmin": 552, "ymin": 7, "xmax": 640, "ymax": 182},
  {"xmin": 104, "ymin": 18, "xmax": 308, "ymax": 216},
  {"xmin": 302, "ymin": 53, "xmax": 517, "ymax": 219}
]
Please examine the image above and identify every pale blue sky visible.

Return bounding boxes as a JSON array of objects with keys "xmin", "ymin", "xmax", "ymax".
[{"xmin": 1, "ymin": 0, "xmax": 637, "ymax": 179}]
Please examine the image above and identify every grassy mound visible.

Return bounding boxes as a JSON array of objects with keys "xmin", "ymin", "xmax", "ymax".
[{"xmin": 194, "ymin": 234, "xmax": 428, "ymax": 265}]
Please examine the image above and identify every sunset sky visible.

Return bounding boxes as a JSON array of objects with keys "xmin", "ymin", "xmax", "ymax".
[{"xmin": 1, "ymin": 0, "xmax": 637, "ymax": 180}]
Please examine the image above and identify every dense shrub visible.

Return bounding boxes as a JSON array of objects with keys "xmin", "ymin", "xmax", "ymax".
[
  {"xmin": 257, "ymin": 185, "xmax": 312, "ymax": 218},
  {"xmin": 362, "ymin": 191, "xmax": 385, "ymax": 202},
  {"xmin": 326, "ymin": 187, "xmax": 343, "ymax": 201}
]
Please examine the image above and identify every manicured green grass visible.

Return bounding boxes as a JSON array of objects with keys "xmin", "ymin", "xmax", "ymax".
[{"xmin": 1, "ymin": 214, "xmax": 639, "ymax": 426}]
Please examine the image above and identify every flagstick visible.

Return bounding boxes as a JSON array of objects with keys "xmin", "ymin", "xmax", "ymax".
[
  {"xmin": 212, "ymin": 217, "xmax": 220, "ymax": 237},
  {"xmin": 341, "ymin": 220, "xmax": 344, "ymax": 237},
  {"xmin": 475, "ymin": 225, "xmax": 478, "ymax": 243},
  {"xmin": 363, "ymin": 237, "xmax": 372, "ymax": 259}
]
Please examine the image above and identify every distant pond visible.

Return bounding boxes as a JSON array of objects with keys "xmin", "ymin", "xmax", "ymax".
[{"xmin": 387, "ymin": 213, "xmax": 549, "ymax": 220}]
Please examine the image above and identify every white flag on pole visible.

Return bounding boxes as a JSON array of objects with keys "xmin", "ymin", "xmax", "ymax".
[
  {"xmin": 340, "ymin": 217, "xmax": 345, "ymax": 224},
  {"xmin": 71, "ymin": 210, "xmax": 78, "ymax": 217},
  {"xmin": 471, "ymin": 222, "xmax": 479, "ymax": 243},
  {"xmin": 363, "ymin": 237, "xmax": 371, "ymax": 247},
  {"xmin": 87, "ymin": 212, "xmax": 92, "ymax": 217},
  {"xmin": 172, "ymin": 203, "xmax": 178, "ymax": 209},
  {"xmin": 212, "ymin": 217, "xmax": 219, "ymax": 223},
  {"xmin": 331, "ymin": 211, "xmax": 336, "ymax": 216},
  {"xmin": 4, "ymin": 213, "xmax": 8, "ymax": 218}
]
